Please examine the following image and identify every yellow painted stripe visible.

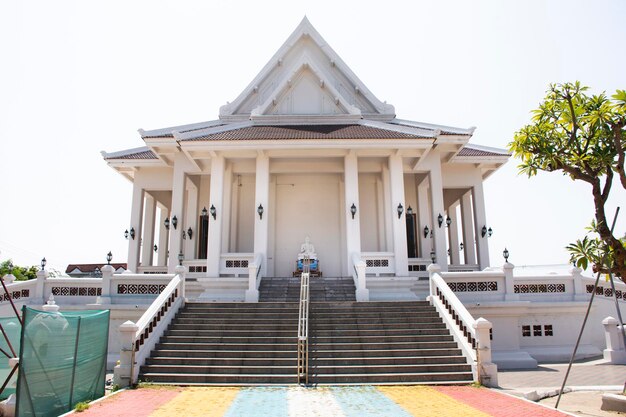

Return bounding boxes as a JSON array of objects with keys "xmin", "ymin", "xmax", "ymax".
[
  {"xmin": 377, "ymin": 386, "xmax": 492, "ymax": 417},
  {"xmin": 150, "ymin": 387, "xmax": 240, "ymax": 417}
]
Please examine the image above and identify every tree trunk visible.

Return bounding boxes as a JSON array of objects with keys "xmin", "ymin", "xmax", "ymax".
[{"xmin": 591, "ymin": 181, "xmax": 626, "ymax": 280}]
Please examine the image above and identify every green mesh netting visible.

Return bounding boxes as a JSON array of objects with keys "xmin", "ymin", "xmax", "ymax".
[
  {"xmin": 15, "ymin": 307, "xmax": 110, "ymax": 417},
  {"xmin": 0, "ymin": 316, "xmax": 22, "ymax": 400}
]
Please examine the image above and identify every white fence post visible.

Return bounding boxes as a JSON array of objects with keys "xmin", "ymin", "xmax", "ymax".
[
  {"xmin": 175, "ymin": 264, "xmax": 187, "ymax": 299},
  {"xmin": 602, "ymin": 316, "xmax": 626, "ymax": 364},
  {"xmin": 35, "ymin": 269, "xmax": 48, "ymax": 304},
  {"xmin": 570, "ymin": 266, "xmax": 587, "ymax": 301},
  {"xmin": 100, "ymin": 264, "xmax": 114, "ymax": 304},
  {"xmin": 113, "ymin": 321, "xmax": 139, "ymax": 387},
  {"xmin": 473, "ymin": 317, "xmax": 498, "ymax": 387},
  {"xmin": 245, "ymin": 257, "xmax": 259, "ymax": 303},
  {"xmin": 355, "ymin": 260, "xmax": 369, "ymax": 302},
  {"xmin": 427, "ymin": 263, "xmax": 441, "ymax": 297},
  {"xmin": 503, "ymin": 262, "xmax": 519, "ymax": 301}
]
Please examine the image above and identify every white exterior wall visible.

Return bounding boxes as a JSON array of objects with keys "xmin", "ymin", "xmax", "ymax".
[{"xmin": 358, "ymin": 173, "xmax": 383, "ymax": 252}]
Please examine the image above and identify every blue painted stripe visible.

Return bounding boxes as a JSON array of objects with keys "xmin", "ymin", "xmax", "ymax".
[
  {"xmin": 329, "ymin": 386, "xmax": 413, "ymax": 417},
  {"xmin": 223, "ymin": 387, "xmax": 289, "ymax": 417}
]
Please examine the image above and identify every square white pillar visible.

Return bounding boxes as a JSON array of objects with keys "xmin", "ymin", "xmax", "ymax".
[
  {"xmin": 460, "ymin": 191, "xmax": 476, "ymax": 265},
  {"xmin": 168, "ymin": 154, "xmax": 189, "ymax": 272},
  {"xmin": 344, "ymin": 153, "xmax": 362, "ymax": 266},
  {"xmin": 184, "ymin": 180, "xmax": 199, "ymax": 259},
  {"xmin": 448, "ymin": 202, "xmax": 461, "ymax": 265},
  {"xmin": 207, "ymin": 155, "xmax": 225, "ymax": 277},
  {"xmin": 141, "ymin": 194, "xmax": 156, "ymax": 266},
  {"xmin": 388, "ymin": 154, "xmax": 408, "ymax": 276},
  {"xmin": 472, "ymin": 181, "xmax": 490, "ymax": 269},
  {"xmin": 428, "ymin": 159, "xmax": 447, "ymax": 269},
  {"xmin": 157, "ymin": 206, "xmax": 169, "ymax": 266},
  {"xmin": 254, "ymin": 152, "xmax": 270, "ymax": 275},
  {"xmin": 417, "ymin": 178, "xmax": 432, "ymax": 258},
  {"xmin": 127, "ymin": 183, "xmax": 144, "ymax": 272}
]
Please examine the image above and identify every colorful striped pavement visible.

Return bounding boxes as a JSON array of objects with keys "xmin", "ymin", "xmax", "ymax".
[{"xmin": 74, "ymin": 386, "xmax": 573, "ymax": 417}]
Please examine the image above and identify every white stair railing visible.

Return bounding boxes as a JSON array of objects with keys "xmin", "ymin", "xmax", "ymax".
[{"xmin": 297, "ymin": 257, "xmax": 310, "ymax": 385}]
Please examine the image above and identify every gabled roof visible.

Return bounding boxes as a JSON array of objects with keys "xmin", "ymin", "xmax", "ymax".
[
  {"xmin": 65, "ymin": 263, "xmax": 127, "ymax": 273},
  {"xmin": 219, "ymin": 17, "xmax": 395, "ymax": 122},
  {"xmin": 457, "ymin": 144, "xmax": 510, "ymax": 157},
  {"xmin": 101, "ymin": 146, "xmax": 158, "ymax": 161}
]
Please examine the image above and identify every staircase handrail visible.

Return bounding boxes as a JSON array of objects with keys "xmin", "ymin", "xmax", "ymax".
[
  {"xmin": 430, "ymin": 272, "xmax": 477, "ymax": 363},
  {"xmin": 297, "ymin": 256, "xmax": 310, "ymax": 385},
  {"xmin": 131, "ymin": 272, "xmax": 185, "ymax": 383}
]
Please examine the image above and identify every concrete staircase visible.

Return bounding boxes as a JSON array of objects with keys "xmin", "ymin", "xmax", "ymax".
[{"xmin": 139, "ymin": 277, "xmax": 472, "ymax": 385}]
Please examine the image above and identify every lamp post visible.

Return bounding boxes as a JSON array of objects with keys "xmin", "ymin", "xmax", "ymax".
[
  {"xmin": 503, "ymin": 248, "xmax": 510, "ymax": 262},
  {"xmin": 178, "ymin": 251, "xmax": 184, "ymax": 266},
  {"xmin": 430, "ymin": 250, "xmax": 436, "ymax": 264},
  {"xmin": 41, "ymin": 257, "xmax": 47, "ymax": 271},
  {"xmin": 106, "ymin": 251, "xmax": 113, "ymax": 265}
]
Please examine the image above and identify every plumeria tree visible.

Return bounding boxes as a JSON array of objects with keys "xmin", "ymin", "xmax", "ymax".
[{"xmin": 509, "ymin": 82, "xmax": 626, "ymax": 280}]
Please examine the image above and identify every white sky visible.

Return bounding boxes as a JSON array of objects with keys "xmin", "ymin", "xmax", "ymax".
[{"xmin": 1, "ymin": 0, "xmax": 625, "ymax": 273}]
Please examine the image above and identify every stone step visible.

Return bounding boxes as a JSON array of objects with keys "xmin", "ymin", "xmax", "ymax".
[
  {"xmin": 141, "ymin": 364, "xmax": 296, "ymax": 375},
  {"xmin": 140, "ymin": 373, "xmax": 296, "ymax": 384},
  {"xmin": 166, "ymin": 328, "xmax": 450, "ymax": 337},
  {"xmin": 310, "ymin": 363, "xmax": 472, "ymax": 375},
  {"xmin": 310, "ymin": 372, "xmax": 474, "ymax": 384},
  {"xmin": 151, "ymin": 349, "xmax": 298, "ymax": 358},
  {"xmin": 160, "ymin": 334, "xmax": 453, "ymax": 344},
  {"xmin": 155, "ymin": 342, "xmax": 297, "ymax": 351}
]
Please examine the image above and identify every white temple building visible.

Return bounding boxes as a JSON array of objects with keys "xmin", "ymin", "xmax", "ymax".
[{"xmin": 102, "ymin": 17, "xmax": 509, "ymax": 302}]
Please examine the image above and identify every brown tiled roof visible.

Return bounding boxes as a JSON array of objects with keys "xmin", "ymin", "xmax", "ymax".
[
  {"xmin": 65, "ymin": 263, "xmax": 127, "ymax": 273},
  {"xmin": 109, "ymin": 150, "xmax": 158, "ymax": 160},
  {"xmin": 142, "ymin": 124, "xmax": 226, "ymax": 139},
  {"xmin": 186, "ymin": 125, "xmax": 430, "ymax": 141},
  {"xmin": 458, "ymin": 147, "xmax": 510, "ymax": 157}
]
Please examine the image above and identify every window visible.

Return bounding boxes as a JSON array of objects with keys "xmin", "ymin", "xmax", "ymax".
[
  {"xmin": 522, "ymin": 325, "xmax": 531, "ymax": 337},
  {"xmin": 533, "ymin": 325, "xmax": 542, "ymax": 336},
  {"xmin": 544, "ymin": 325, "xmax": 553, "ymax": 336}
]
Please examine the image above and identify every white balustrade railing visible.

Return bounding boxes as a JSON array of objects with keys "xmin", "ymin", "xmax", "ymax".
[
  {"xmin": 440, "ymin": 271, "xmax": 506, "ymax": 302},
  {"xmin": 448, "ymin": 264, "xmax": 480, "ymax": 272},
  {"xmin": 245, "ymin": 253, "xmax": 263, "ymax": 302},
  {"xmin": 408, "ymin": 258, "xmax": 430, "ymax": 277},
  {"xmin": 219, "ymin": 253, "xmax": 254, "ymax": 277},
  {"xmin": 351, "ymin": 253, "xmax": 369, "ymax": 301},
  {"xmin": 110, "ymin": 273, "xmax": 174, "ymax": 300},
  {"xmin": 43, "ymin": 277, "xmax": 103, "ymax": 300},
  {"xmin": 0, "ymin": 279, "xmax": 37, "ymax": 305},
  {"xmin": 361, "ymin": 252, "xmax": 395, "ymax": 276}
]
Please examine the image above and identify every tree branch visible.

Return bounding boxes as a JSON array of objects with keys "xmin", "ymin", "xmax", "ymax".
[
  {"xmin": 613, "ymin": 123, "xmax": 626, "ymax": 189},
  {"xmin": 601, "ymin": 169, "xmax": 613, "ymax": 202}
]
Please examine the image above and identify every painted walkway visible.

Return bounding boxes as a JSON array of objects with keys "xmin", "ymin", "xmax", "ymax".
[{"xmin": 75, "ymin": 386, "xmax": 573, "ymax": 417}]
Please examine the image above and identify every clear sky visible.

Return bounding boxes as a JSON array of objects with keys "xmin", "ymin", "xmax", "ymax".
[{"xmin": 1, "ymin": 0, "xmax": 625, "ymax": 273}]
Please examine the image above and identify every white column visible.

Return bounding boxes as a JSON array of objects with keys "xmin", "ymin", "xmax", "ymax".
[
  {"xmin": 157, "ymin": 206, "xmax": 169, "ymax": 266},
  {"xmin": 184, "ymin": 181, "xmax": 198, "ymax": 259},
  {"xmin": 448, "ymin": 202, "xmax": 460, "ymax": 265},
  {"xmin": 460, "ymin": 192, "xmax": 476, "ymax": 265},
  {"xmin": 472, "ymin": 181, "xmax": 490, "ymax": 269},
  {"xmin": 428, "ymin": 161, "xmax": 447, "ymax": 269},
  {"xmin": 417, "ymin": 178, "xmax": 431, "ymax": 258},
  {"xmin": 388, "ymin": 154, "xmax": 408, "ymax": 276},
  {"xmin": 381, "ymin": 165, "xmax": 393, "ymax": 252},
  {"xmin": 127, "ymin": 182, "xmax": 144, "ymax": 272},
  {"xmin": 221, "ymin": 165, "xmax": 233, "ymax": 253},
  {"xmin": 207, "ymin": 155, "xmax": 225, "ymax": 277},
  {"xmin": 168, "ymin": 154, "xmax": 187, "ymax": 272},
  {"xmin": 344, "ymin": 153, "xmax": 362, "ymax": 271},
  {"xmin": 253, "ymin": 152, "xmax": 270, "ymax": 275},
  {"xmin": 141, "ymin": 194, "xmax": 156, "ymax": 266}
]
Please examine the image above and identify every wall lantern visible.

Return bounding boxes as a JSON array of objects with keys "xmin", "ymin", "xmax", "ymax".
[
  {"xmin": 430, "ymin": 249, "xmax": 436, "ymax": 264},
  {"xmin": 171, "ymin": 216, "xmax": 178, "ymax": 230},
  {"xmin": 350, "ymin": 203, "xmax": 357, "ymax": 219},
  {"xmin": 178, "ymin": 251, "xmax": 184, "ymax": 266},
  {"xmin": 481, "ymin": 225, "xmax": 487, "ymax": 237},
  {"xmin": 164, "ymin": 217, "xmax": 171, "ymax": 230},
  {"xmin": 201, "ymin": 207, "xmax": 208, "ymax": 217},
  {"xmin": 187, "ymin": 227, "xmax": 193, "ymax": 240},
  {"xmin": 397, "ymin": 203, "xmax": 404, "ymax": 219},
  {"xmin": 437, "ymin": 213, "xmax": 444, "ymax": 228},
  {"xmin": 210, "ymin": 205, "xmax": 217, "ymax": 220},
  {"xmin": 154, "ymin": 244, "xmax": 158, "ymax": 252},
  {"xmin": 503, "ymin": 247, "xmax": 510, "ymax": 262},
  {"xmin": 446, "ymin": 216, "xmax": 452, "ymax": 227},
  {"xmin": 488, "ymin": 227, "xmax": 493, "ymax": 237},
  {"xmin": 41, "ymin": 257, "xmax": 47, "ymax": 271},
  {"xmin": 124, "ymin": 229, "xmax": 129, "ymax": 239},
  {"xmin": 129, "ymin": 227, "xmax": 136, "ymax": 240},
  {"xmin": 406, "ymin": 206, "xmax": 413, "ymax": 216},
  {"xmin": 106, "ymin": 251, "xmax": 113, "ymax": 265},
  {"xmin": 423, "ymin": 225, "xmax": 430, "ymax": 238},
  {"xmin": 460, "ymin": 242, "xmax": 464, "ymax": 251},
  {"xmin": 258, "ymin": 204, "xmax": 264, "ymax": 220}
]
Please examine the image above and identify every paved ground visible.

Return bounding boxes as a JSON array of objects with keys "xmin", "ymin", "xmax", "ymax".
[{"xmin": 73, "ymin": 385, "xmax": 573, "ymax": 417}]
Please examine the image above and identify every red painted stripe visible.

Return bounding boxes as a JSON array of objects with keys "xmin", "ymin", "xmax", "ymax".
[
  {"xmin": 75, "ymin": 388, "xmax": 183, "ymax": 417},
  {"xmin": 434, "ymin": 386, "xmax": 571, "ymax": 417}
]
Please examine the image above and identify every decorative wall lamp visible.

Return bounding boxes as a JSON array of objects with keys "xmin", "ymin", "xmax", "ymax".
[
  {"xmin": 481, "ymin": 226, "xmax": 494, "ymax": 238},
  {"xmin": 460, "ymin": 242, "xmax": 464, "ymax": 251},
  {"xmin": 178, "ymin": 251, "xmax": 184, "ymax": 266},
  {"xmin": 430, "ymin": 250, "xmax": 436, "ymax": 264},
  {"xmin": 406, "ymin": 206, "xmax": 413, "ymax": 216},
  {"xmin": 124, "ymin": 229, "xmax": 129, "ymax": 239},
  {"xmin": 488, "ymin": 227, "xmax": 493, "ymax": 237},
  {"xmin": 154, "ymin": 245, "xmax": 158, "ymax": 252},
  {"xmin": 201, "ymin": 207, "xmax": 208, "ymax": 217},
  {"xmin": 503, "ymin": 247, "xmax": 510, "ymax": 262},
  {"xmin": 423, "ymin": 225, "xmax": 430, "ymax": 238},
  {"xmin": 172, "ymin": 216, "xmax": 178, "ymax": 230},
  {"xmin": 187, "ymin": 227, "xmax": 193, "ymax": 240},
  {"xmin": 350, "ymin": 203, "xmax": 357, "ymax": 219},
  {"xmin": 397, "ymin": 203, "xmax": 404, "ymax": 219},
  {"xmin": 446, "ymin": 216, "xmax": 452, "ymax": 227},
  {"xmin": 258, "ymin": 204, "xmax": 264, "ymax": 220},
  {"xmin": 41, "ymin": 257, "xmax": 47, "ymax": 271},
  {"xmin": 164, "ymin": 217, "xmax": 170, "ymax": 230},
  {"xmin": 106, "ymin": 251, "xmax": 113, "ymax": 265},
  {"xmin": 129, "ymin": 227, "xmax": 136, "ymax": 240},
  {"xmin": 210, "ymin": 205, "xmax": 217, "ymax": 220},
  {"xmin": 437, "ymin": 213, "xmax": 444, "ymax": 228}
]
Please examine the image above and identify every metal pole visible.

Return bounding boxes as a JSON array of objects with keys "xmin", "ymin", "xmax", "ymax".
[
  {"xmin": 555, "ymin": 208, "xmax": 619, "ymax": 409},
  {"xmin": 0, "ymin": 277, "xmax": 23, "ymax": 325},
  {"xmin": 68, "ymin": 316, "xmax": 82, "ymax": 410}
]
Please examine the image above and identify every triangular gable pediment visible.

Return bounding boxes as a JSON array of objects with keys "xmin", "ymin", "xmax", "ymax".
[{"xmin": 220, "ymin": 17, "xmax": 395, "ymax": 122}]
